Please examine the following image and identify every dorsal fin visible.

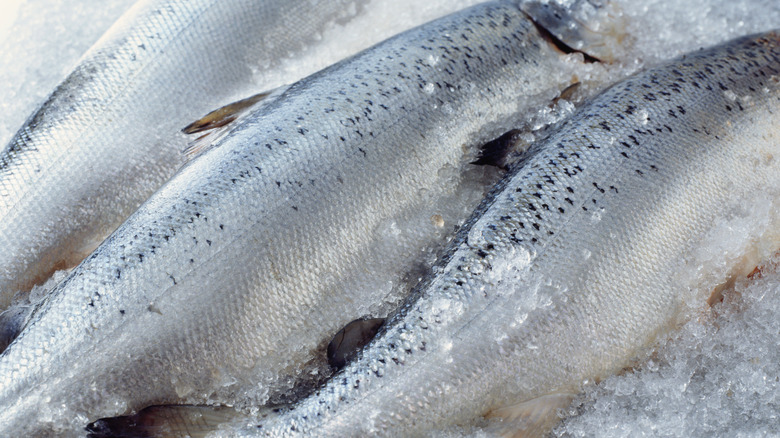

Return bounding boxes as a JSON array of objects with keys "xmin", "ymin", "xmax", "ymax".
[
  {"xmin": 327, "ymin": 317, "xmax": 385, "ymax": 369},
  {"xmin": 181, "ymin": 85, "xmax": 288, "ymax": 160},
  {"xmin": 182, "ymin": 92, "xmax": 269, "ymax": 135}
]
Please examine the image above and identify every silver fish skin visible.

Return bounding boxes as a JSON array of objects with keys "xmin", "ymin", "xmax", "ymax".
[
  {"xmin": 0, "ymin": 1, "xmax": 598, "ymax": 436},
  {"xmin": 239, "ymin": 31, "xmax": 780, "ymax": 437},
  {"xmin": 0, "ymin": 0, "xmax": 374, "ymax": 311}
]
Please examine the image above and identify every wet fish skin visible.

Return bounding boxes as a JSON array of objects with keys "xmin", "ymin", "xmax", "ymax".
[
  {"xmin": 0, "ymin": 0, "xmax": 371, "ymax": 311},
  {"xmin": 0, "ymin": 2, "xmax": 595, "ymax": 436},
  {"xmin": 241, "ymin": 31, "xmax": 780, "ymax": 436}
]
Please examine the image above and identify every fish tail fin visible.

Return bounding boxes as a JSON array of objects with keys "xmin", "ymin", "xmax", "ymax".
[
  {"xmin": 484, "ymin": 393, "xmax": 575, "ymax": 438},
  {"xmin": 521, "ymin": 0, "xmax": 630, "ymax": 63},
  {"xmin": 85, "ymin": 405, "xmax": 248, "ymax": 438}
]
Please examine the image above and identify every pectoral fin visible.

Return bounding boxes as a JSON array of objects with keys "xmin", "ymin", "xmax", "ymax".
[
  {"xmin": 86, "ymin": 405, "xmax": 247, "ymax": 438},
  {"xmin": 485, "ymin": 393, "xmax": 575, "ymax": 438},
  {"xmin": 0, "ymin": 304, "xmax": 33, "ymax": 353},
  {"xmin": 472, "ymin": 130, "xmax": 523, "ymax": 170}
]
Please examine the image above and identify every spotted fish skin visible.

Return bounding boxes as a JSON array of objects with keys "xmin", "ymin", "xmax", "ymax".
[
  {"xmin": 241, "ymin": 31, "xmax": 780, "ymax": 437},
  {"xmin": 0, "ymin": 0, "xmax": 374, "ymax": 310},
  {"xmin": 0, "ymin": 2, "xmax": 593, "ymax": 436}
]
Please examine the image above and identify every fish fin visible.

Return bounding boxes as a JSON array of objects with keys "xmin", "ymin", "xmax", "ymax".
[
  {"xmin": 553, "ymin": 82, "xmax": 581, "ymax": 105},
  {"xmin": 473, "ymin": 81, "xmax": 581, "ymax": 170},
  {"xmin": 472, "ymin": 130, "xmax": 524, "ymax": 169},
  {"xmin": 85, "ymin": 405, "xmax": 246, "ymax": 438},
  {"xmin": 181, "ymin": 85, "xmax": 289, "ymax": 160},
  {"xmin": 0, "ymin": 304, "xmax": 33, "ymax": 353},
  {"xmin": 327, "ymin": 317, "xmax": 385, "ymax": 369},
  {"xmin": 181, "ymin": 132, "xmax": 217, "ymax": 162},
  {"xmin": 709, "ymin": 248, "xmax": 780, "ymax": 306},
  {"xmin": 484, "ymin": 393, "xmax": 575, "ymax": 438},
  {"xmin": 182, "ymin": 92, "xmax": 270, "ymax": 135},
  {"xmin": 521, "ymin": 0, "xmax": 629, "ymax": 63}
]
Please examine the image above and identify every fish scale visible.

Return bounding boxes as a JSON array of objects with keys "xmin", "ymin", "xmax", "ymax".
[
  {"xmin": 238, "ymin": 30, "xmax": 780, "ymax": 437},
  {"xmin": 0, "ymin": 1, "xmax": 599, "ymax": 436},
  {"xmin": 0, "ymin": 0, "xmax": 386, "ymax": 314}
]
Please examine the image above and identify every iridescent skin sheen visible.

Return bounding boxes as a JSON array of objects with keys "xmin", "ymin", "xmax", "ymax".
[
  {"xmin": 0, "ymin": 2, "xmax": 597, "ymax": 435},
  {"xmin": 242, "ymin": 31, "xmax": 780, "ymax": 437},
  {"xmin": 0, "ymin": 0, "xmax": 371, "ymax": 310}
]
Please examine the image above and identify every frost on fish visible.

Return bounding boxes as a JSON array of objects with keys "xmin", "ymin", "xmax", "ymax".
[{"xmin": 229, "ymin": 31, "xmax": 780, "ymax": 437}]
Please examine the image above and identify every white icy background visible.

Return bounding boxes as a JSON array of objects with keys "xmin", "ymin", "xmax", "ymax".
[{"xmin": 1, "ymin": 0, "xmax": 779, "ymax": 436}]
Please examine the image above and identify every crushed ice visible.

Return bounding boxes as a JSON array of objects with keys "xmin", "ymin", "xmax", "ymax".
[{"xmin": 1, "ymin": 0, "xmax": 779, "ymax": 435}]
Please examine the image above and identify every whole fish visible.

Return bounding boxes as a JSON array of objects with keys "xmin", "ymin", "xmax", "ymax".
[
  {"xmin": 217, "ymin": 30, "xmax": 780, "ymax": 436},
  {"xmin": 0, "ymin": 1, "xmax": 615, "ymax": 436},
  {"xmin": 0, "ymin": 0, "xmax": 429, "ymax": 315}
]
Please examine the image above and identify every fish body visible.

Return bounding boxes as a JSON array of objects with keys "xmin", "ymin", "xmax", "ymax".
[
  {"xmin": 0, "ymin": 0, "xmax": 393, "ymax": 311},
  {"xmin": 239, "ymin": 31, "xmax": 780, "ymax": 436},
  {"xmin": 0, "ymin": 1, "xmax": 599, "ymax": 435}
]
